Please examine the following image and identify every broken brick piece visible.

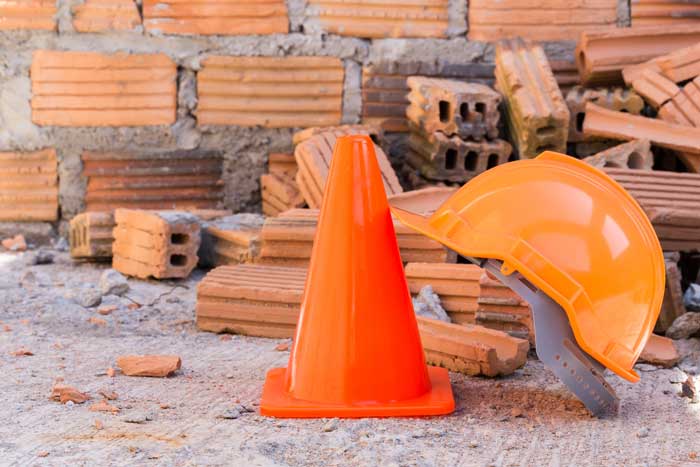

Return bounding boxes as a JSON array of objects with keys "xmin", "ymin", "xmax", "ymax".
[
  {"xmin": 406, "ymin": 130, "xmax": 512, "ymax": 182},
  {"xmin": 565, "ymin": 86, "xmax": 644, "ymax": 143},
  {"xmin": 72, "ymin": 0, "xmax": 141, "ymax": 32},
  {"xmin": 0, "ymin": 0, "xmax": 56, "ymax": 30},
  {"xmin": 294, "ymin": 131, "xmax": 402, "ymax": 208},
  {"xmin": 142, "ymin": 0, "xmax": 287, "ymax": 35},
  {"xmin": 582, "ymin": 140, "xmax": 653, "ymax": 170},
  {"xmin": 31, "ymin": 51, "xmax": 177, "ymax": 127},
  {"xmin": 112, "ymin": 209, "xmax": 201, "ymax": 279},
  {"xmin": 2, "ymin": 234, "xmax": 27, "ymax": 252},
  {"xmin": 10, "ymin": 348, "xmax": 33, "ymax": 356},
  {"xmin": 199, "ymin": 214, "xmax": 264, "ymax": 268},
  {"xmin": 89, "ymin": 400, "xmax": 120, "ymax": 413},
  {"xmin": 268, "ymin": 153, "xmax": 297, "ymax": 177},
  {"xmin": 477, "ymin": 272, "xmax": 534, "ymax": 344},
  {"xmin": 305, "ymin": 0, "xmax": 449, "ymax": 39},
  {"xmin": 261, "ymin": 173, "xmax": 305, "ymax": 217},
  {"xmin": 416, "ymin": 316, "xmax": 529, "ymax": 377},
  {"xmin": 639, "ymin": 334, "xmax": 680, "ymax": 368},
  {"xmin": 632, "ymin": 2, "xmax": 700, "ymax": 28},
  {"xmin": 657, "ymin": 259, "xmax": 686, "ymax": 333},
  {"xmin": 406, "ymin": 77, "xmax": 501, "ymax": 140},
  {"xmin": 50, "ymin": 385, "xmax": 90, "ymax": 404},
  {"xmin": 292, "ymin": 124, "xmax": 385, "ymax": 147},
  {"xmin": 196, "ymin": 264, "xmax": 306, "ymax": 337},
  {"xmin": 655, "ymin": 42, "xmax": 700, "ymax": 83},
  {"xmin": 197, "ymin": 56, "xmax": 343, "ymax": 128},
  {"xmin": 631, "ymin": 68, "xmax": 680, "ymax": 109},
  {"xmin": 116, "ymin": 355, "xmax": 181, "ymax": 377},
  {"xmin": 405, "ymin": 263, "xmax": 482, "ymax": 324},
  {"xmin": 495, "ymin": 38, "xmax": 569, "ymax": 159},
  {"xmin": 658, "ymin": 76, "xmax": 700, "ymax": 128},
  {"xmin": 468, "ymin": 0, "xmax": 617, "ymax": 42},
  {"xmin": 0, "ymin": 148, "xmax": 58, "ymax": 222},
  {"xmin": 387, "ymin": 187, "xmax": 457, "ymax": 216},
  {"xmin": 69, "ymin": 212, "xmax": 115, "ymax": 261}
]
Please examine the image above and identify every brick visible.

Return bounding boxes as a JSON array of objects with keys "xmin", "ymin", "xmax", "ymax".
[
  {"xmin": 0, "ymin": 148, "xmax": 58, "ymax": 222},
  {"xmin": 0, "ymin": 1, "xmax": 56, "ymax": 31},
  {"xmin": 387, "ymin": 186, "xmax": 456, "ymax": 216},
  {"xmin": 292, "ymin": 124, "xmax": 385, "ymax": 147},
  {"xmin": 631, "ymin": 0, "xmax": 700, "ymax": 27},
  {"xmin": 495, "ymin": 38, "xmax": 569, "ymax": 159},
  {"xmin": 631, "ymin": 68, "xmax": 680, "ymax": 109},
  {"xmin": 31, "ymin": 51, "xmax": 176, "ymax": 127},
  {"xmin": 576, "ymin": 26, "xmax": 700, "ymax": 86},
  {"xmin": 261, "ymin": 173, "xmax": 305, "ymax": 217},
  {"xmin": 195, "ymin": 264, "xmax": 306, "ymax": 337},
  {"xmin": 82, "ymin": 150, "xmax": 224, "ymax": 212},
  {"xmin": 406, "ymin": 77, "xmax": 500, "ymax": 141},
  {"xmin": 468, "ymin": 0, "xmax": 617, "ymax": 42},
  {"xmin": 476, "ymin": 272, "xmax": 534, "ymax": 344},
  {"xmin": 550, "ymin": 59, "xmax": 580, "ymax": 93},
  {"xmin": 143, "ymin": 0, "xmax": 287, "ymax": 35},
  {"xmin": 565, "ymin": 86, "xmax": 645, "ymax": 143},
  {"xmin": 658, "ymin": 76, "xmax": 700, "ymax": 128},
  {"xmin": 69, "ymin": 212, "xmax": 115, "ymax": 260},
  {"xmin": 605, "ymin": 168, "xmax": 700, "ymax": 250},
  {"xmin": 406, "ymin": 130, "xmax": 512, "ymax": 182},
  {"xmin": 116, "ymin": 355, "xmax": 181, "ymax": 377},
  {"xmin": 656, "ymin": 42, "xmax": 700, "ymax": 83},
  {"xmin": 294, "ymin": 131, "xmax": 402, "ymax": 209},
  {"xmin": 197, "ymin": 56, "xmax": 343, "ymax": 128},
  {"xmin": 259, "ymin": 208, "xmax": 452, "ymax": 266},
  {"xmin": 361, "ymin": 63, "xmax": 495, "ymax": 132},
  {"xmin": 73, "ymin": 0, "xmax": 141, "ymax": 32},
  {"xmin": 417, "ymin": 316, "xmax": 529, "ymax": 377},
  {"xmin": 405, "ymin": 263, "xmax": 481, "ymax": 324},
  {"xmin": 582, "ymin": 139, "xmax": 653, "ymax": 170},
  {"xmin": 112, "ymin": 209, "xmax": 200, "ymax": 279},
  {"xmin": 657, "ymin": 259, "xmax": 685, "ymax": 333},
  {"xmin": 199, "ymin": 214, "xmax": 264, "ymax": 268},
  {"xmin": 306, "ymin": 0, "xmax": 448, "ymax": 39},
  {"xmin": 268, "ymin": 153, "xmax": 297, "ymax": 177},
  {"xmin": 639, "ymin": 334, "xmax": 680, "ymax": 368}
]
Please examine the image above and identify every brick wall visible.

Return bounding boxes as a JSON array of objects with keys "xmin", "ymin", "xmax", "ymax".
[{"xmin": 0, "ymin": 0, "xmax": 631, "ymax": 228}]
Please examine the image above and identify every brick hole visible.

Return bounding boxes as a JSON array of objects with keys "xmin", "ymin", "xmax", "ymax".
[
  {"xmin": 439, "ymin": 100, "xmax": 451, "ymax": 123},
  {"xmin": 459, "ymin": 102, "xmax": 469, "ymax": 121},
  {"xmin": 474, "ymin": 102, "xmax": 485, "ymax": 121},
  {"xmin": 537, "ymin": 125, "xmax": 557, "ymax": 137},
  {"xmin": 487, "ymin": 153, "xmax": 499, "ymax": 169},
  {"xmin": 445, "ymin": 148, "xmax": 457, "ymax": 169},
  {"xmin": 369, "ymin": 134, "xmax": 379, "ymax": 145},
  {"xmin": 536, "ymin": 144, "xmax": 556, "ymax": 153},
  {"xmin": 508, "ymin": 152, "xmax": 519, "ymax": 162},
  {"xmin": 464, "ymin": 151, "xmax": 478, "ymax": 171},
  {"xmin": 628, "ymin": 152, "xmax": 644, "ymax": 169},
  {"xmin": 170, "ymin": 254, "xmax": 187, "ymax": 266},
  {"xmin": 171, "ymin": 233, "xmax": 189, "ymax": 245},
  {"xmin": 575, "ymin": 113, "xmax": 585, "ymax": 132}
]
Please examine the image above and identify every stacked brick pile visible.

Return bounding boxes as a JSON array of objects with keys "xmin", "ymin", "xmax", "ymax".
[{"xmin": 405, "ymin": 77, "xmax": 512, "ymax": 182}]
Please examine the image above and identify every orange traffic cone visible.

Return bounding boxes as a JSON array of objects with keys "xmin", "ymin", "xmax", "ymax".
[{"xmin": 260, "ymin": 135, "xmax": 454, "ymax": 418}]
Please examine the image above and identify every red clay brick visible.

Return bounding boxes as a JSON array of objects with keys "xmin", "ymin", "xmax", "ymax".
[
  {"xmin": 476, "ymin": 272, "xmax": 533, "ymax": 344},
  {"xmin": 268, "ymin": 153, "xmax": 297, "ymax": 177},
  {"xmin": 657, "ymin": 258, "xmax": 685, "ymax": 333},
  {"xmin": 261, "ymin": 173, "xmax": 305, "ymax": 217},
  {"xmin": 112, "ymin": 209, "xmax": 200, "ymax": 279},
  {"xmin": 143, "ymin": 0, "xmax": 287, "ymax": 36},
  {"xmin": 630, "ymin": 68, "xmax": 680, "ymax": 108},
  {"xmin": 73, "ymin": 0, "xmax": 141, "ymax": 32},
  {"xmin": 387, "ymin": 186, "xmax": 456, "ymax": 216},
  {"xmin": 468, "ymin": 0, "xmax": 617, "ymax": 42},
  {"xmin": 631, "ymin": 0, "xmax": 700, "ymax": 27},
  {"xmin": 197, "ymin": 56, "xmax": 343, "ymax": 128},
  {"xmin": 306, "ymin": 0, "xmax": 449, "ymax": 38},
  {"xmin": 0, "ymin": 148, "xmax": 58, "ymax": 222},
  {"xmin": 658, "ymin": 76, "xmax": 700, "ymax": 127},
  {"xmin": 582, "ymin": 139, "xmax": 653, "ymax": 170},
  {"xmin": 639, "ymin": 334, "xmax": 679, "ymax": 367},
  {"xmin": 199, "ymin": 216, "xmax": 263, "ymax": 268},
  {"xmin": 116, "ymin": 355, "xmax": 181, "ymax": 377},
  {"xmin": 69, "ymin": 212, "xmax": 115, "ymax": 261},
  {"xmin": 0, "ymin": 1, "xmax": 56, "ymax": 31},
  {"xmin": 31, "ymin": 51, "xmax": 176, "ymax": 127},
  {"xmin": 292, "ymin": 124, "xmax": 385, "ymax": 147},
  {"xmin": 656, "ymin": 42, "xmax": 700, "ymax": 83}
]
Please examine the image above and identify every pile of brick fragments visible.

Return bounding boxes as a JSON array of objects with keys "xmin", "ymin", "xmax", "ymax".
[{"xmin": 8, "ymin": 27, "xmax": 700, "ymax": 378}]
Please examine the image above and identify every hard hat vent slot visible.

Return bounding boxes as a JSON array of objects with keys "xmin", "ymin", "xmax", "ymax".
[{"xmin": 439, "ymin": 100, "xmax": 451, "ymax": 123}]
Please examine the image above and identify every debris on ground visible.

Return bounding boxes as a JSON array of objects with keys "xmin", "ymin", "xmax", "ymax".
[
  {"xmin": 10, "ymin": 348, "xmax": 33, "ymax": 357},
  {"xmin": 49, "ymin": 385, "xmax": 90, "ymax": 404},
  {"xmin": 681, "ymin": 375, "xmax": 697, "ymax": 401},
  {"xmin": 667, "ymin": 312, "xmax": 700, "ymax": 340},
  {"xmin": 99, "ymin": 269, "xmax": 129, "ymax": 296},
  {"xmin": 89, "ymin": 400, "xmax": 120, "ymax": 413},
  {"xmin": 640, "ymin": 334, "xmax": 680, "ymax": 368},
  {"xmin": 116, "ymin": 355, "xmax": 182, "ymax": 377},
  {"xmin": 2, "ymin": 234, "xmax": 27, "ymax": 252}
]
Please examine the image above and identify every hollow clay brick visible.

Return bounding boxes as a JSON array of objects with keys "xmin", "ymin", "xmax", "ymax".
[
  {"xmin": 112, "ymin": 209, "xmax": 201, "ymax": 279},
  {"xmin": 582, "ymin": 139, "xmax": 653, "ymax": 170},
  {"xmin": 576, "ymin": 26, "xmax": 700, "ymax": 86},
  {"xmin": 658, "ymin": 76, "xmax": 700, "ymax": 128},
  {"xmin": 294, "ymin": 131, "xmax": 402, "ymax": 209},
  {"xmin": 584, "ymin": 103, "xmax": 700, "ymax": 172},
  {"xmin": 261, "ymin": 173, "xmax": 305, "ymax": 217},
  {"xmin": 407, "ymin": 130, "xmax": 512, "ymax": 182},
  {"xmin": 198, "ymin": 215, "xmax": 263, "ymax": 268},
  {"xmin": 631, "ymin": 0, "xmax": 700, "ymax": 27},
  {"xmin": 306, "ymin": 0, "xmax": 449, "ymax": 39},
  {"xmin": 416, "ymin": 316, "xmax": 529, "ymax": 377},
  {"xmin": 197, "ymin": 56, "xmax": 343, "ymax": 128},
  {"xmin": 468, "ymin": 0, "xmax": 617, "ymax": 42},
  {"xmin": 0, "ymin": 148, "xmax": 58, "ymax": 222},
  {"xmin": 69, "ymin": 212, "xmax": 116, "ymax": 261},
  {"xmin": 292, "ymin": 124, "xmax": 385, "ymax": 148},
  {"xmin": 387, "ymin": 187, "xmax": 457, "ymax": 216},
  {"xmin": 655, "ymin": 42, "xmax": 700, "ymax": 83},
  {"xmin": 268, "ymin": 153, "xmax": 297, "ymax": 177},
  {"xmin": 406, "ymin": 77, "xmax": 501, "ymax": 141},
  {"xmin": 143, "ymin": 0, "xmax": 287, "ymax": 35},
  {"xmin": 639, "ymin": 334, "xmax": 680, "ymax": 368},
  {"xmin": 82, "ymin": 150, "xmax": 224, "ymax": 212},
  {"xmin": 405, "ymin": 263, "xmax": 482, "ymax": 324},
  {"xmin": 631, "ymin": 69, "xmax": 680, "ymax": 109},
  {"xmin": 565, "ymin": 86, "xmax": 645, "ymax": 143},
  {"xmin": 72, "ymin": 0, "xmax": 141, "ymax": 32},
  {"xmin": 656, "ymin": 258, "xmax": 685, "ymax": 333},
  {"xmin": 0, "ymin": 1, "xmax": 56, "ymax": 30},
  {"xmin": 195, "ymin": 264, "xmax": 307, "ymax": 337},
  {"xmin": 495, "ymin": 38, "xmax": 569, "ymax": 159},
  {"xmin": 476, "ymin": 272, "xmax": 534, "ymax": 344}
]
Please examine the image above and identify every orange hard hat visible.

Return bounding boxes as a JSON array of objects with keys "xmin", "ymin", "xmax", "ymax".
[{"xmin": 392, "ymin": 152, "xmax": 664, "ymax": 385}]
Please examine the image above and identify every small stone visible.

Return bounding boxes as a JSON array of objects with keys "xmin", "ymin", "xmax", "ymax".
[
  {"xmin": 667, "ymin": 312, "xmax": 700, "ymax": 340},
  {"xmin": 98, "ymin": 390, "xmax": 118, "ymax": 400},
  {"xmin": 2, "ymin": 234, "xmax": 26, "ymax": 251},
  {"xmin": 684, "ymin": 283, "xmax": 700, "ymax": 311},
  {"xmin": 636, "ymin": 427, "xmax": 649, "ymax": 438},
  {"xmin": 37, "ymin": 451, "xmax": 49, "ymax": 458},
  {"xmin": 106, "ymin": 367, "xmax": 115, "ymax": 377},
  {"xmin": 225, "ymin": 374, "xmax": 234, "ymax": 379},
  {"xmin": 100, "ymin": 269, "xmax": 129, "ymax": 296},
  {"xmin": 275, "ymin": 342, "xmax": 290, "ymax": 351},
  {"xmin": 510, "ymin": 407, "xmax": 524, "ymax": 418},
  {"xmin": 94, "ymin": 419, "xmax": 104, "ymax": 430},
  {"xmin": 54, "ymin": 237, "xmax": 69, "ymax": 252},
  {"xmin": 89, "ymin": 400, "xmax": 120, "ymax": 413},
  {"xmin": 88, "ymin": 316, "xmax": 107, "ymax": 327},
  {"xmin": 218, "ymin": 408, "xmax": 241, "ymax": 419},
  {"xmin": 117, "ymin": 355, "xmax": 181, "ymax": 377},
  {"xmin": 66, "ymin": 286, "xmax": 102, "ymax": 308},
  {"xmin": 322, "ymin": 419, "xmax": 338, "ymax": 432},
  {"xmin": 97, "ymin": 305, "xmax": 118, "ymax": 316},
  {"xmin": 412, "ymin": 285, "xmax": 451, "ymax": 323},
  {"xmin": 50, "ymin": 384, "xmax": 89, "ymax": 404},
  {"xmin": 10, "ymin": 348, "xmax": 33, "ymax": 357},
  {"xmin": 123, "ymin": 412, "xmax": 152, "ymax": 424},
  {"xmin": 468, "ymin": 441, "xmax": 479, "ymax": 448},
  {"xmin": 682, "ymin": 376, "xmax": 697, "ymax": 401},
  {"xmin": 26, "ymin": 249, "xmax": 54, "ymax": 265}
]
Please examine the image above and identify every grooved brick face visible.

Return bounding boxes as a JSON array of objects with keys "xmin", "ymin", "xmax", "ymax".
[
  {"xmin": 0, "ymin": 1, "xmax": 56, "ymax": 30},
  {"xmin": 306, "ymin": 0, "xmax": 449, "ymax": 39},
  {"xmin": 142, "ymin": 0, "xmax": 287, "ymax": 36},
  {"xmin": 632, "ymin": 0, "xmax": 700, "ymax": 27},
  {"xmin": 72, "ymin": 0, "xmax": 141, "ymax": 32},
  {"xmin": 197, "ymin": 56, "xmax": 344, "ymax": 128},
  {"xmin": 0, "ymin": 148, "xmax": 58, "ymax": 222},
  {"xmin": 468, "ymin": 0, "xmax": 618, "ymax": 42},
  {"xmin": 31, "ymin": 50, "xmax": 177, "ymax": 127}
]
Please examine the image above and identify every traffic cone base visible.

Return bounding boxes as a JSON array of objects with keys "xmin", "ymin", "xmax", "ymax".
[{"xmin": 260, "ymin": 366, "xmax": 454, "ymax": 418}]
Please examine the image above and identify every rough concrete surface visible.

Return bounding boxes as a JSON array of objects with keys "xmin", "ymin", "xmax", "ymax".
[{"xmin": 0, "ymin": 249, "xmax": 699, "ymax": 466}]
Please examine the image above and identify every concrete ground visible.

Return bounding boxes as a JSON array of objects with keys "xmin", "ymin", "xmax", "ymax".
[{"xmin": 1, "ymin": 249, "xmax": 699, "ymax": 467}]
